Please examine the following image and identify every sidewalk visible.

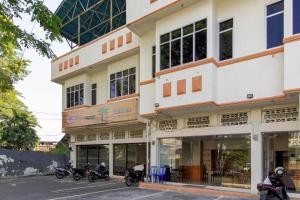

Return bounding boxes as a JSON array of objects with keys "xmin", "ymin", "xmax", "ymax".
[{"xmin": 139, "ymin": 182, "xmax": 257, "ymax": 199}]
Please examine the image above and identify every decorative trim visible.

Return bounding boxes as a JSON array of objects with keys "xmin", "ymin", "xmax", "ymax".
[
  {"xmin": 118, "ymin": 36, "xmax": 123, "ymax": 47},
  {"xmin": 284, "ymin": 88, "xmax": 300, "ymax": 94},
  {"xmin": 177, "ymin": 79, "xmax": 186, "ymax": 95},
  {"xmin": 140, "ymin": 79, "xmax": 156, "ymax": 86},
  {"xmin": 126, "ymin": 32, "xmax": 133, "ymax": 44},
  {"xmin": 75, "ymin": 55, "xmax": 80, "ymax": 65},
  {"xmin": 64, "ymin": 60, "xmax": 68, "ymax": 69},
  {"xmin": 218, "ymin": 47, "xmax": 284, "ymax": 67},
  {"xmin": 156, "ymin": 95, "xmax": 286, "ymax": 112},
  {"xmin": 69, "ymin": 58, "xmax": 74, "ymax": 67},
  {"xmin": 283, "ymin": 34, "xmax": 300, "ymax": 44},
  {"xmin": 163, "ymin": 82, "xmax": 172, "ymax": 97},
  {"xmin": 64, "ymin": 105, "xmax": 91, "ymax": 111},
  {"xmin": 140, "ymin": 112, "xmax": 158, "ymax": 118},
  {"xmin": 107, "ymin": 93, "xmax": 139, "ymax": 103},
  {"xmin": 192, "ymin": 76, "xmax": 202, "ymax": 92},
  {"xmin": 110, "ymin": 39, "xmax": 115, "ymax": 51},
  {"xmin": 156, "ymin": 58, "xmax": 216, "ymax": 76},
  {"xmin": 150, "ymin": 0, "xmax": 158, "ymax": 3},
  {"xmin": 59, "ymin": 63, "xmax": 63, "ymax": 72},
  {"xmin": 102, "ymin": 43, "xmax": 107, "ymax": 54}
]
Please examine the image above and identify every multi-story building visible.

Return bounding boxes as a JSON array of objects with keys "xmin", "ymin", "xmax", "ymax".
[{"xmin": 51, "ymin": 0, "xmax": 300, "ymax": 195}]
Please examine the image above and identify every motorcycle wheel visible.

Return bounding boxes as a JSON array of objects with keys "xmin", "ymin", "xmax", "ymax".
[
  {"xmin": 125, "ymin": 176, "xmax": 133, "ymax": 187},
  {"xmin": 73, "ymin": 173, "xmax": 81, "ymax": 181},
  {"xmin": 55, "ymin": 171, "xmax": 64, "ymax": 179},
  {"xmin": 88, "ymin": 174, "xmax": 96, "ymax": 183}
]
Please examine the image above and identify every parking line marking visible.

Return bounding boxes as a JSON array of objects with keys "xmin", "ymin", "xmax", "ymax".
[
  {"xmin": 131, "ymin": 190, "xmax": 169, "ymax": 200},
  {"xmin": 214, "ymin": 196, "xmax": 224, "ymax": 200},
  {"xmin": 47, "ymin": 187, "xmax": 128, "ymax": 200},
  {"xmin": 51, "ymin": 181, "xmax": 122, "ymax": 193}
]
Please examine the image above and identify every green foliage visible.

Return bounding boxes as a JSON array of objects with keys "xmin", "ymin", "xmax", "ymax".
[
  {"xmin": 50, "ymin": 144, "xmax": 69, "ymax": 155},
  {"xmin": 0, "ymin": 0, "xmax": 62, "ymax": 150}
]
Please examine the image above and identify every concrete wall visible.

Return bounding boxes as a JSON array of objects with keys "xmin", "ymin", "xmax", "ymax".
[{"xmin": 0, "ymin": 149, "xmax": 68, "ymax": 177}]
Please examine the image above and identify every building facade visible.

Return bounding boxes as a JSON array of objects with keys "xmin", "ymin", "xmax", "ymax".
[{"xmin": 51, "ymin": 0, "xmax": 300, "ymax": 195}]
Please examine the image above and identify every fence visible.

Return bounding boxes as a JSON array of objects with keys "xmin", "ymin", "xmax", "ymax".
[{"xmin": 0, "ymin": 148, "xmax": 68, "ymax": 177}]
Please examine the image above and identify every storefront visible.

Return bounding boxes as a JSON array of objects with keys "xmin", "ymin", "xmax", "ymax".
[
  {"xmin": 159, "ymin": 134, "xmax": 251, "ymax": 189},
  {"xmin": 263, "ymin": 132, "xmax": 300, "ymax": 193},
  {"xmin": 76, "ymin": 145, "xmax": 109, "ymax": 169},
  {"xmin": 113, "ymin": 143, "xmax": 147, "ymax": 176}
]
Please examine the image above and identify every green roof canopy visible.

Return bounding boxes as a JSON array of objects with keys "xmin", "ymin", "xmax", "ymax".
[{"xmin": 55, "ymin": 0, "xmax": 126, "ymax": 47}]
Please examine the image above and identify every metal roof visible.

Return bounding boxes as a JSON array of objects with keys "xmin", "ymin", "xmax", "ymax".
[{"xmin": 55, "ymin": 0, "xmax": 126, "ymax": 47}]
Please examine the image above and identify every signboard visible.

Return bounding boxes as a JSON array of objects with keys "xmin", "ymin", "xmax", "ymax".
[{"xmin": 62, "ymin": 98, "xmax": 138, "ymax": 128}]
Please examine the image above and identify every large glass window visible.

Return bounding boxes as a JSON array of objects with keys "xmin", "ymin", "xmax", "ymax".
[
  {"xmin": 113, "ymin": 143, "xmax": 146, "ymax": 176},
  {"xmin": 160, "ymin": 19, "xmax": 207, "ymax": 70},
  {"xmin": 160, "ymin": 134, "xmax": 251, "ymax": 189},
  {"xmin": 76, "ymin": 145, "xmax": 109, "ymax": 169},
  {"xmin": 110, "ymin": 67, "xmax": 136, "ymax": 99},
  {"xmin": 293, "ymin": 0, "xmax": 300, "ymax": 34},
  {"xmin": 263, "ymin": 132, "xmax": 300, "ymax": 193},
  {"xmin": 219, "ymin": 19, "xmax": 233, "ymax": 61},
  {"xmin": 66, "ymin": 83, "xmax": 84, "ymax": 108},
  {"xmin": 152, "ymin": 46, "xmax": 156, "ymax": 78},
  {"xmin": 266, "ymin": 1, "xmax": 284, "ymax": 49}
]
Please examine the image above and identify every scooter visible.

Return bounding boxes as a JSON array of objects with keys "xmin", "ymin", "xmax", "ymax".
[
  {"xmin": 125, "ymin": 164, "xmax": 144, "ymax": 186},
  {"xmin": 73, "ymin": 163, "xmax": 91, "ymax": 181},
  {"xmin": 55, "ymin": 161, "xmax": 74, "ymax": 179},
  {"xmin": 257, "ymin": 167, "xmax": 290, "ymax": 200},
  {"xmin": 88, "ymin": 162, "xmax": 110, "ymax": 183}
]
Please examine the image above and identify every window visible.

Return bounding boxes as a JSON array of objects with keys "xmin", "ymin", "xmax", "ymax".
[
  {"xmin": 91, "ymin": 83, "xmax": 97, "ymax": 105},
  {"xmin": 76, "ymin": 145, "xmax": 109, "ymax": 169},
  {"xmin": 160, "ymin": 19, "xmax": 207, "ymax": 70},
  {"xmin": 152, "ymin": 46, "xmax": 156, "ymax": 78},
  {"xmin": 293, "ymin": 0, "xmax": 300, "ymax": 34},
  {"xmin": 219, "ymin": 19, "xmax": 233, "ymax": 61},
  {"xmin": 66, "ymin": 83, "xmax": 84, "ymax": 108},
  {"xmin": 266, "ymin": 1, "xmax": 284, "ymax": 49},
  {"xmin": 110, "ymin": 68, "xmax": 136, "ymax": 99}
]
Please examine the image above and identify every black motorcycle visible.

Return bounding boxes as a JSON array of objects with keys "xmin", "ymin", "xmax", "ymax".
[
  {"xmin": 73, "ymin": 164, "xmax": 91, "ymax": 181},
  {"xmin": 55, "ymin": 162, "xmax": 74, "ymax": 179},
  {"xmin": 88, "ymin": 162, "xmax": 110, "ymax": 183},
  {"xmin": 125, "ymin": 164, "xmax": 144, "ymax": 186},
  {"xmin": 257, "ymin": 167, "xmax": 290, "ymax": 200}
]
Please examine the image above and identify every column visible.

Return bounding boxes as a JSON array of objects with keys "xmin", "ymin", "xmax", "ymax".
[{"xmin": 109, "ymin": 143, "xmax": 113, "ymax": 176}]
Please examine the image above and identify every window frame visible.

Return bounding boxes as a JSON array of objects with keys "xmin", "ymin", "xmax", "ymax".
[
  {"xmin": 66, "ymin": 83, "xmax": 84, "ymax": 108},
  {"xmin": 91, "ymin": 83, "xmax": 97, "ymax": 106},
  {"xmin": 292, "ymin": 0, "xmax": 300, "ymax": 35},
  {"xmin": 218, "ymin": 18, "xmax": 234, "ymax": 61},
  {"xmin": 159, "ymin": 18, "xmax": 208, "ymax": 71},
  {"xmin": 265, "ymin": 0, "xmax": 284, "ymax": 49},
  {"xmin": 152, "ymin": 46, "xmax": 156, "ymax": 78},
  {"xmin": 109, "ymin": 67, "xmax": 136, "ymax": 99}
]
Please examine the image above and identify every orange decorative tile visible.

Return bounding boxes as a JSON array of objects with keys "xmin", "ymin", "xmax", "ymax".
[
  {"xmin": 177, "ymin": 79, "xmax": 186, "ymax": 95},
  {"xmin": 163, "ymin": 82, "xmax": 172, "ymax": 97},
  {"xmin": 192, "ymin": 76, "xmax": 202, "ymax": 92},
  {"xmin": 118, "ymin": 36, "xmax": 123, "ymax": 47},
  {"xmin": 69, "ymin": 58, "xmax": 74, "ymax": 67},
  {"xmin": 59, "ymin": 63, "xmax": 63, "ymax": 72},
  {"xmin": 64, "ymin": 60, "xmax": 68, "ymax": 69},
  {"xmin": 102, "ymin": 43, "xmax": 107, "ymax": 54},
  {"xmin": 126, "ymin": 32, "xmax": 132, "ymax": 44},
  {"xmin": 75, "ymin": 55, "xmax": 80, "ymax": 65},
  {"xmin": 110, "ymin": 39, "xmax": 115, "ymax": 51}
]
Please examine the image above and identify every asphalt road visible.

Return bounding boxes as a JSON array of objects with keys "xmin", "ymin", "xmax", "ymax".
[{"xmin": 0, "ymin": 176, "xmax": 256, "ymax": 200}]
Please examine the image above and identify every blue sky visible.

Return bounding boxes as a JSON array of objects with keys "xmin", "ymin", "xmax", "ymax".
[{"xmin": 15, "ymin": 0, "xmax": 68, "ymax": 142}]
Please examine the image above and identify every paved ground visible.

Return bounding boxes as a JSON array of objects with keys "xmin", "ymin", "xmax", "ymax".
[{"xmin": 0, "ymin": 176, "xmax": 256, "ymax": 200}]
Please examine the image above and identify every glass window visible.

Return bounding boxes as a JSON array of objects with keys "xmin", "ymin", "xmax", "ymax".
[
  {"xmin": 113, "ymin": 144, "xmax": 127, "ymax": 176},
  {"xmin": 266, "ymin": 1, "xmax": 284, "ymax": 49},
  {"xmin": 219, "ymin": 19, "xmax": 233, "ymax": 61},
  {"xmin": 66, "ymin": 83, "xmax": 84, "ymax": 108},
  {"xmin": 110, "ymin": 67, "xmax": 136, "ymax": 99},
  {"xmin": 159, "ymin": 19, "xmax": 207, "ymax": 70},
  {"xmin": 91, "ymin": 83, "xmax": 97, "ymax": 105},
  {"xmin": 152, "ymin": 46, "xmax": 156, "ymax": 78},
  {"xmin": 77, "ymin": 145, "xmax": 109, "ymax": 169},
  {"xmin": 293, "ymin": 0, "xmax": 300, "ymax": 34}
]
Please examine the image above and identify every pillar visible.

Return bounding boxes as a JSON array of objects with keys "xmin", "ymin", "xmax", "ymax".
[{"xmin": 109, "ymin": 143, "xmax": 113, "ymax": 176}]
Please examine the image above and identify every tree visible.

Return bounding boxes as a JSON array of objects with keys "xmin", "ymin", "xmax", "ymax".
[
  {"xmin": 0, "ymin": 0, "xmax": 62, "ymax": 149},
  {"xmin": 50, "ymin": 144, "xmax": 69, "ymax": 155}
]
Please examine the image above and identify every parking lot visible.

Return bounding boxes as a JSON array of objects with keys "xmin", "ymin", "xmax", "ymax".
[{"xmin": 0, "ymin": 176, "xmax": 256, "ymax": 200}]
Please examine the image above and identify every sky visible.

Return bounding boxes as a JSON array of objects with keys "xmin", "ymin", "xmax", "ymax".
[{"xmin": 15, "ymin": 0, "xmax": 68, "ymax": 142}]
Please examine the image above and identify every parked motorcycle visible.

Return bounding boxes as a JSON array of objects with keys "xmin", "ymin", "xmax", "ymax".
[
  {"xmin": 257, "ymin": 167, "xmax": 290, "ymax": 200},
  {"xmin": 125, "ymin": 164, "xmax": 144, "ymax": 186},
  {"xmin": 88, "ymin": 162, "xmax": 109, "ymax": 183},
  {"xmin": 55, "ymin": 161, "xmax": 74, "ymax": 179},
  {"xmin": 73, "ymin": 163, "xmax": 91, "ymax": 181}
]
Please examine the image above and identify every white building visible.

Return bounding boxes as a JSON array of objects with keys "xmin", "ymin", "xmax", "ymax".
[{"xmin": 51, "ymin": 0, "xmax": 300, "ymax": 195}]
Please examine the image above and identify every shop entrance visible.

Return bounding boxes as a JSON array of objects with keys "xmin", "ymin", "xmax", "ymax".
[
  {"xmin": 159, "ymin": 134, "xmax": 251, "ymax": 189},
  {"xmin": 263, "ymin": 132, "xmax": 300, "ymax": 193}
]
